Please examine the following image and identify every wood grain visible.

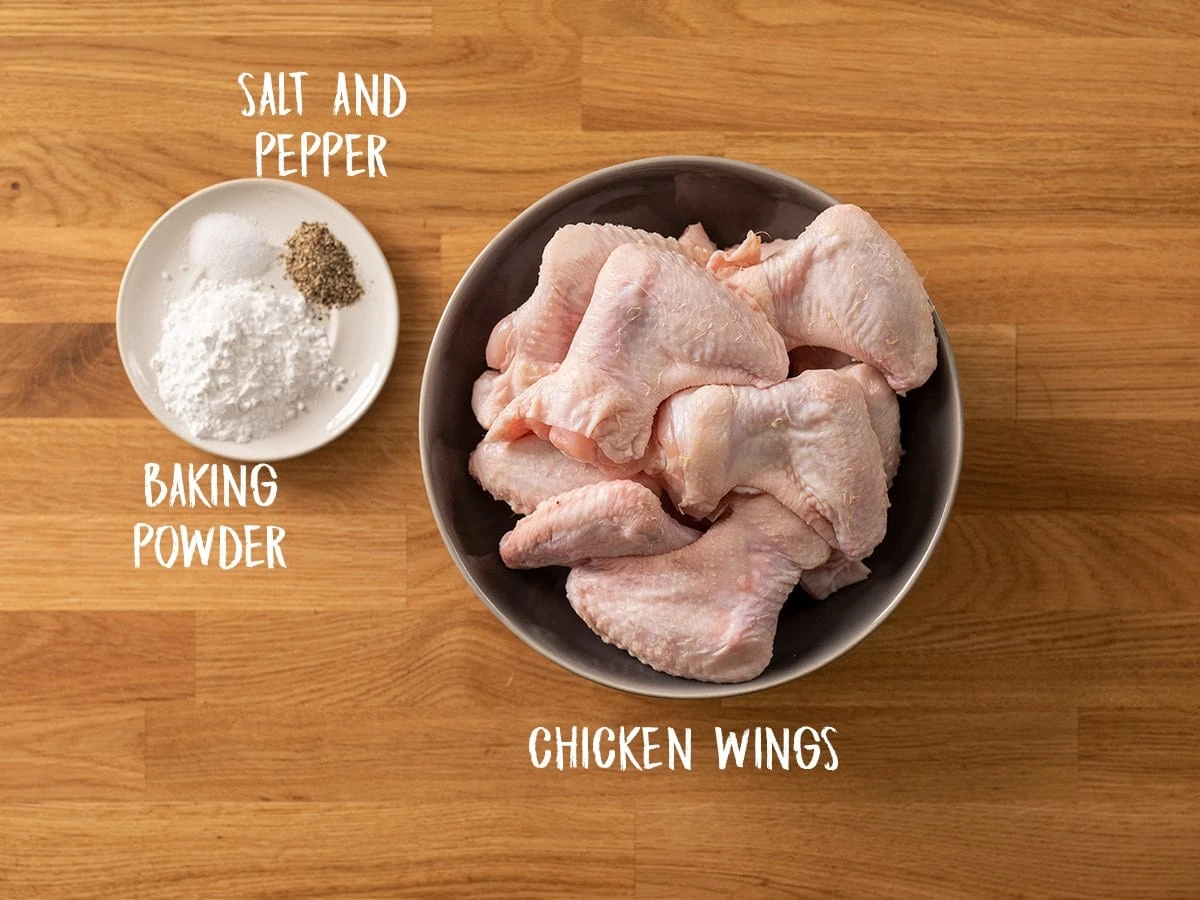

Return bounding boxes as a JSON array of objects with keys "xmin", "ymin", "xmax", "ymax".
[
  {"xmin": 950, "ymin": 324, "xmax": 1015, "ymax": 419},
  {"xmin": 918, "ymin": 512, "xmax": 1200, "ymax": 612},
  {"xmin": 582, "ymin": 37, "xmax": 1200, "ymax": 132},
  {"xmin": 0, "ymin": 706, "xmax": 144, "ymax": 800},
  {"xmin": 0, "ymin": 324, "xmax": 143, "ymax": 416},
  {"xmin": 634, "ymin": 797, "xmax": 1200, "ymax": 898},
  {"xmin": 0, "ymin": 421, "xmax": 421, "ymax": 517},
  {"xmin": 1079, "ymin": 706, "xmax": 1200, "ymax": 800},
  {"xmin": 960, "ymin": 420, "xmax": 1200, "ymax": 512},
  {"xmin": 2, "ymin": 0, "xmax": 1199, "ymax": 895},
  {"xmin": 0, "ymin": 2, "xmax": 434, "ymax": 35},
  {"xmin": 723, "ymin": 608, "xmax": 1200, "ymax": 708},
  {"xmin": 195, "ymin": 611, "xmax": 428, "ymax": 704},
  {"xmin": 0, "ymin": 131, "xmax": 726, "ymax": 234},
  {"xmin": 434, "ymin": 0, "xmax": 1200, "ymax": 38},
  {"xmin": 0, "ymin": 226, "xmax": 139, "ymax": 322},
  {"xmin": 722, "ymin": 133, "xmax": 1200, "ymax": 226},
  {"xmin": 0, "ymin": 612, "xmax": 194, "ymax": 704},
  {"xmin": 0, "ymin": 514, "xmax": 406, "ymax": 608},
  {"xmin": 142, "ymin": 702, "xmax": 1076, "ymax": 804},
  {"xmin": 1019, "ymin": 326, "xmax": 1200, "ymax": 418},
  {"xmin": 0, "ymin": 802, "xmax": 636, "ymax": 897},
  {"xmin": 884, "ymin": 224, "xmax": 1200, "ymax": 324}
]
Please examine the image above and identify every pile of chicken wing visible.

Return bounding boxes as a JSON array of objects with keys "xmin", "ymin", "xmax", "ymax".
[{"xmin": 469, "ymin": 205, "xmax": 936, "ymax": 683}]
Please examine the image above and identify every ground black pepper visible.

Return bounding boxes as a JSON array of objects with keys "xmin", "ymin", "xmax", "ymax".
[{"xmin": 284, "ymin": 221, "xmax": 364, "ymax": 312}]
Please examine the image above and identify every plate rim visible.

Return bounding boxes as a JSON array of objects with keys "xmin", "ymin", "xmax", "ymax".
[{"xmin": 115, "ymin": 177, "xmax": 400, "ymax": 462}]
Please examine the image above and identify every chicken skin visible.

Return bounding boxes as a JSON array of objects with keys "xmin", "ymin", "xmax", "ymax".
[
  {"xmin": 725, "ymin": 204, "xmax": 936, "ymax": 392},
  {"xmin": 478, "ymin": 223, "xmax": 714, "ymax": 425},
  {"xmin": 650, "ymin": 368, "xmax": 889, "ymax": 561},
  {"xmin": 799, "ymin": 553, "xmax": 872, "ymax": 600},
  {"xmin": 567, "ymin": 493, "xmax": 831, "ymax": 683},
  {"xmin": 500, "ymin": 480, "xmax": 700, "ymax": 569},
  {"xmin": 678, "ymin": 222, "xmax": 717, "ymax": 260},
  {"xmin": 781, "ymin": 361, "xmax": 899, "ymax": 596},
  {"xmin": 471, "ymin": 369, "xmax": 502, "ymax": 429},
  {"xmin": 487, "ymin": 243, "xmax": 789, "ymax": 467},
  {"xmin": 469, "ymin": 435, "xmax": 659, "ymax": 516},
  {"xmin": 842, "ymin": 363, "xmax": 901, "ymax": 486}
]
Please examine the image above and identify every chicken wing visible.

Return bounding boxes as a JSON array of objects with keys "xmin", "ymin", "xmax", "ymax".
[
  {"xmin": 500, "ymin": 480, "xmax": 699, "ymax": 569},
  {"xmin": 469, "ymin": 435, "xmax": 659, "ymax": 515},
  {"xmin": 478, "ymin": 223, "xmax": 714, "ymax": 424},
  {"xmin": 567, "ymin": 493, "xmax": 831, "ymax": 683},
  {"xmin": 725, "ymin": 204, "xmax": 936, "ymax": 392},
  {"xmin": 487, "ymin": 243, "xmax": 788, "ymax": 467},
  {"xmin": 650, "ymin": 368, "xmax": 888, "ymax": 560}
]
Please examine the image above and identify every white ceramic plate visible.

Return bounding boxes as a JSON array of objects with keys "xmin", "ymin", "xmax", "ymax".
[{"xmin": 117, "ymin": 178, "xmax": 399, "ymax": 461}]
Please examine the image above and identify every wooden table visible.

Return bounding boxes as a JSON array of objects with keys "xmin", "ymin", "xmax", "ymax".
[{"xmin": 2, "ymin": 2, "xmax": 1198, "ymax": 896}]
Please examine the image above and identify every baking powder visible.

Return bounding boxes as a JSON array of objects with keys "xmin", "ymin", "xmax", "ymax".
[{"xmin": 152, "ymin": 278, "xmax": 346, "ymax": 443}]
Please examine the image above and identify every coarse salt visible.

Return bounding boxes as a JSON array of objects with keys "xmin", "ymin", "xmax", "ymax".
[{"xmin": 189, "ymin": 212, "xmax": 276, "ymax": 282}]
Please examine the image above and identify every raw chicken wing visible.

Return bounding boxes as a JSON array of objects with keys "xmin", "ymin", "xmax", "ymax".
[
  {"xmin": 567, "ymin": 494, "xmax": 831, "ymax": 683},
  {"xmin": 651, "ymin": 368, "xmax": 888, "ymax": 560},
  {"xmin": 792, "ymin": 363, "xmax": 900, "ymax": 596},
  {"xmin": 500, "ymin": 480, "xmax": 699, "ymax": 569},
  {"xmin": 707, "ymin": 233, "xmax": 795, "ymax": 276},
  {"xmin": 799, "ymin": 553, "xmax": 871, "ymax": 600},
  {"xmin": 706, "ymin": 231, "xmax": 764, "ymax": 275},
  {"xmin": 840, "ymin": 362, "xmax": 901, "ymax": 485},
  {"xmin": 479, "ymin": 223, "xmax": 714, "ymax": 424},
  {"xmin": 725, "ymin": 204, "xmax": 936, "ymax": 391},
  {"xmin": 469, "ymin": 435, "xmax": 657, "ymax": 515},
  {"xmin": 471, "ymin": 369, "xmax": 502, "ymax": 428},
  {"xmin": 488, "ymin": 243, "xmax": 789, "ymax": 467},
  {"xmin": 678, "ymin": 222, "xmax": 716, "ymax": 260},
  {"xmin": 785, "ymin": 355, "xmax": 900, "ymax": 485}
]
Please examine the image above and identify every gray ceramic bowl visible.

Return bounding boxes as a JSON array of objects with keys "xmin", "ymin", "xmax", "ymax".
[{"xmin": 420, "ymin": 156, "xmax": 963, "ymax": 699}]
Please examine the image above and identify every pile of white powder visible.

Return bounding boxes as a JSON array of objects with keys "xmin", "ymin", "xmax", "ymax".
[
  {"xmin": 189, "ymin": 212, "xmax": 276, "ymax": 280},
  {"xmin": 152, "ymin": 278, "xmax": 346, "ymax": 443}
]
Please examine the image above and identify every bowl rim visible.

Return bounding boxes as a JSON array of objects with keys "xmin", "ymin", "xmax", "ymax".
[{"xmin": 419, "ymin": 154, "xmax": 965, "ymax": 699}]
